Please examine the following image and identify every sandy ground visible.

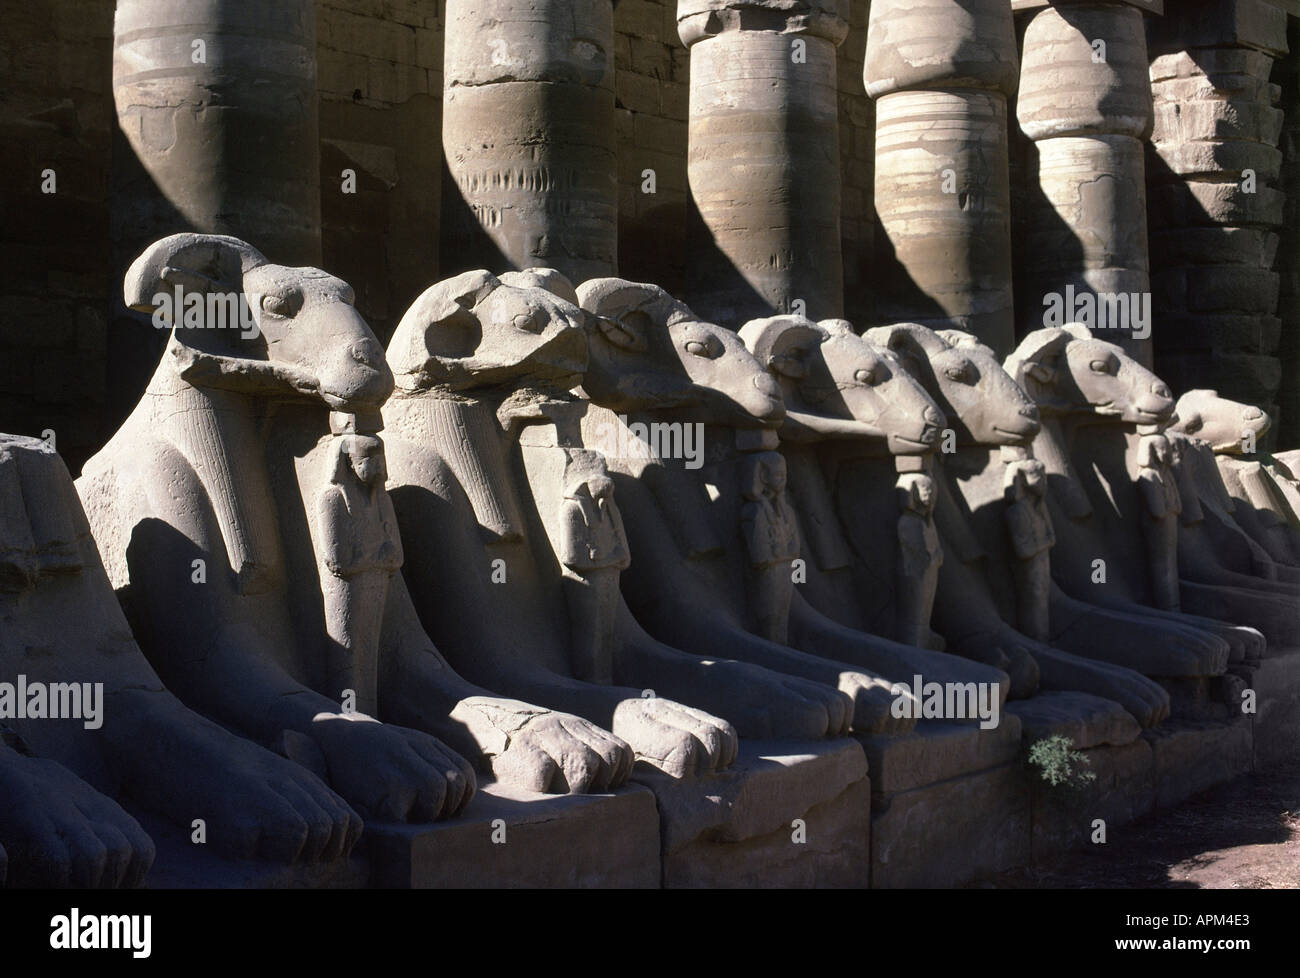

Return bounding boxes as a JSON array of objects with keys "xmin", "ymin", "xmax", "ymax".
[{"xmin": 974, "ymin": 764, "xmax": 1300, "ymax": 888}]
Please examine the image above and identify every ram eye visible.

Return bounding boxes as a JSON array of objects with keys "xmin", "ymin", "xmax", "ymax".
[
  {"xmin": 685, "ymin": 337, "xmax": 722, "ymax": 359},
  {"xmin": 854, "ymin": 366, "xmax": 879, "ymax": 385},
  {"xmin": 261, "ymin": 292, "xmax": 300, "ymax": 317},
  {"xmin": 944, "ymin": 364, "xmax": 970, "ymax": 382},
  {"xmin": 1089, "ymin": 358, "xmax": 1114, "ymax": 374}
]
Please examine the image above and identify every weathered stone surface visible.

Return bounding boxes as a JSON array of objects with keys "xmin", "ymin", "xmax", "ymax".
[
  {"xmin": 1025, "ymin": 737, "xmax": 1155, "ymax": 862},
  {"xmin": 865, "ymin": 0, "xmax": 1019, "ymax": 98},
  {"xmin": 872, "ymin": 762, "xmax": 1031, "ymax": 887},
  {"xmin": 858, "ymin": 717, "xmax": 1022, "ymax": 799},
  {"xmin": 1017, "ymin": 4, "xmax": 1153, "ymax": 141},
  {"xmin": 1154, "ymin": 97, "xmax": 1285, "ymax": 147},
  {"xmin": 1016, "ymin": 4, "xmax": 1155, "ymax": 366},
  {"xmin": 112, "ymin": 0, "xmax": 321, "ymax": 267},
  {"xmin": 132, "ymin": 809, "xmax": 369, "ymax": 890},
  {"xmin": 1150, "ymin": 0, "xmax": 1289, "ymax": 59},
  {"xmin": 678, "ymin": 1, "xmax": 848, "ymax": 322},
  {"xmin": 1147, "ymin": 2, "xmax": 1288, "ymax": 431},
  {"xmin": 366, "ymin": 782, "xmax": 662, "ymax": 888},
  {"xmin": 442, "ymin": 0, "xmax": 617, "ymax": 282},
  {"xmin": 642, "ymin": 739, "xmax": 866, "ymax": 850},
  {"xmin": 1008, "ymin": 691, "xmax": 1142, "ymax": 748},
  {"xmin": 1148, "ymin": 180, "xmax": 1286, "ymax": 229},
  {"xmin": 867, "ymin": 0, "xmax": 1018, "ymax": 354},
  {"xmin": 663, "ymin": 769, "xmax": 871, "ymax": 888},
  {"xmin": 1143, "ymin": 717, "xmax": 1254, "ymax": 808},
  {"xmin": 1153, "ymin": 313, "xmax": 1282, "ymax": 354},
  {"xmin": 1148, "ymin": 227, "xmax": 1279, "ymax": 268},
  {"xmin": 1249, "ymin": 646, "xmax": 1300, "ymax": 768}
]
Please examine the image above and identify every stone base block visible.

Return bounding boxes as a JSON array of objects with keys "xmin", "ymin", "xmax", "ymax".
[
  {"xmin": 1143, "ymin": 717, "xmax": 1255, "ymax": 809},
  {"xmin": 364, "ymin": 782, "xmax": 661, "ymax": 888},
  {"xmin": 871, "ymin": 761, "xmax": 1032, "ymax": 888},
  {"xmin": 858, "ymin": 716, "xmax": 1022, "ymax": 799},
  {"xmin": 1249, "ymin": 645, "xmax": 1300, "ymax": 768},
  {"xmin": 862, "ymin": 717, "xmax": 1027, "ymax": 888},
  {"xmin": 1026, "ymin": 738, "xmax": 1156, "ymax": 862},
  {"xmin": 136, "ymin": 810, "xmax": 370, "ymax": 889},
  {"xmin": 641, "ymin": 739, "xmax": 870, "ymax": 888}
]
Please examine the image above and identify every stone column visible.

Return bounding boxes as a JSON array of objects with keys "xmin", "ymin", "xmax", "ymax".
[
  {"xmin": 1015, "ymin": 2, "xmax": 1156, "ymax": 367},
  {"xmin": 865, "ymin": 0, "xmax": 1020, "ymax": 356},
  {"xmin": 1275, "ymin": 17, "xmax": 1300, "ymax": 448},
  {"xmin": 678, "ymin": 0, "xmax": 849, "ymax": 324},
  {"xmin": 112, "ymin": 0, "xmax": 321, "ymax": 266},
  {"xmin": 110, "ymin": 0, "xmax": 321, "ymax": 429},
  {"xmin": 1147, "ymin": 0, "xmax": 1290, "ymax": 446},
  {"xmin": 442, "ymin": 0, "xmax": 617, "ymax": 283}
]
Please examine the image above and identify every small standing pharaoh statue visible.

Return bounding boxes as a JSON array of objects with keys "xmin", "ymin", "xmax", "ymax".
[
  {"xmin": 895, "ymin": 471, "xmax": 943, "ymax": 648},
  {"xmin": 740, "ymin": 451, "xmax": 801, "ymax": 643},
  {"xmin": 1001, "ymin": 448, "xmax": 1055, "ymax": 641},
  {"xmin": 557, "ymin": 450, "xmax": 631, "ymax": 684},
  {"xmin": 315, "ymin": 411, "xmax": 404, "ymax": 716},
  {"xmin": 1136, "ymin": 430, "xmax": 1182, "ymax": 609}
]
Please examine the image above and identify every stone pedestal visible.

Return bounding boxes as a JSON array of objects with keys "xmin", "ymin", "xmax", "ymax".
[
  {"xmin": 365, "ymin": 782, "xmax": 662, "ymax": 888},
  {"xmin": 442, "ymin": 0, "xmax": 617, "ymax": 282},
  {"xmin": 1143, "ymin": 716, "xmax": 1255, "ymax": 809},
  {"xmin": 863, "ymin": 718, "xmax": 1031, "ymax": 887},
  {"xmin": 1015, "ymin": 1, "xmax": 1156, "ymax": 366},
  {"xmin": 642, "ymin": 739, "xmax": 871, "ymax": 888},
  {"xmin": 1247, "ymin": 645, "xmax": 1300, "ymax": 769},
  {"xmin": 135, "ymin": 810, "xmax": 370, "ymax": 890},
  {"xmin": 677, "ymin": 1, "xmax": 849, "ymax": 323},
  {"xmin": 865, "ymin": 0, "xmax": 1019, "ymax": 355},
  {"xmin": 1022, "ymin": 738, "xmax": 1156, "ymax": 863}
]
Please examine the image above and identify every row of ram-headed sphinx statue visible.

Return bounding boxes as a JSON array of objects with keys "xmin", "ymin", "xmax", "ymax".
[{"xmin": 2, "ymin": 232, "xmax": 1297, "ymax": 886}]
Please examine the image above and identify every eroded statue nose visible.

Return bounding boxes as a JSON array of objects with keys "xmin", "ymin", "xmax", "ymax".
[
  {"xmin": 1151, "ymin": 382, "xmax": 1172, "ymax": 400},
  {"xmin": 1244, "ymin": 406, "xmax": 1265, "ymax": 422},
  {"xmin": 1019, "ymin": 404, "xmax": 1040, "ymax": 421},
  {"xmin": 923, "ymin": 405, "xmax": 946, "ymax": 428},
  {"xmin": 350, "ymin": 340, "xmax": 384, "ymax": 369},
  {"xmin": 754, "ymin": 371, "xmax": 782, "ymax": 400}
]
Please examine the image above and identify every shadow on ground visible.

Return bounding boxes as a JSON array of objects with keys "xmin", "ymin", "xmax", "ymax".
[{"xmin": 971, "ymin": 760, "xmax": 1300, "ymax": 888}]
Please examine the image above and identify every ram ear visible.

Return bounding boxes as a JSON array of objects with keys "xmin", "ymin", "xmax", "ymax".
[
  {"xmin": 576, "ymin": 277, "xmax": 693, "ymax": 353},
  {"xmin": 386, "ymin": 270, "xmax": 498, "ymax": 384},
  {"xmin": 738, "ymin": 316, "xmax": 823, "ymax": 379},
  {"xmin": 124, "ymin": 233, "xmax": 264, "ymax": 314},
  {"xmin": 1005, "ymin": 327, "xmax": 1074, "ymax": 395},
  {"xmin": 593, "ymin": 311, "xmax": 650, "ymax": 353}
]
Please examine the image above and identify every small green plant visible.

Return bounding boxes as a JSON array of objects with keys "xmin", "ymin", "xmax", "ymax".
[{"xmin": 1027, "ymin": 735, "xmax": 1097, "ymax": 788}]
